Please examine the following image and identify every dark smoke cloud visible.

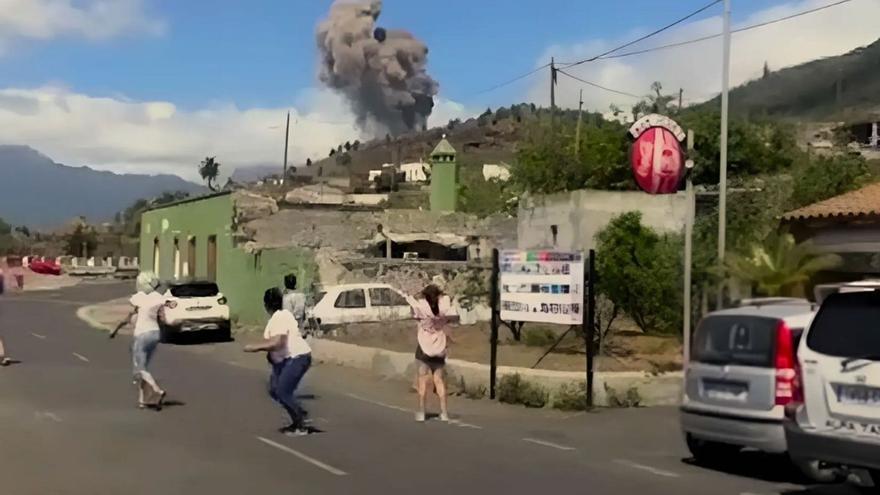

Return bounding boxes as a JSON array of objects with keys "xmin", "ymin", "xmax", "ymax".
[{"xmin": 316, "ymin": 0, "xmax": 439, "ymax": 137}]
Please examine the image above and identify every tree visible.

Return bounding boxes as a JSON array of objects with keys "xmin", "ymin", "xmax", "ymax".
[
  {"xmin": 790, "ymin": 154, "xmax": 871, "ymax": 208},
  {"xmin": 344, "ymin": 141, "xmax": 352, "ymax": 152},
  {"xmin": 763, "ymin": 61, "xmax": 771, "ymax": 79},
  {"xmin": 329, "ymin": 148, "xmax": 336, "ymax": 157},
  {"xmin": 0, "ymin": 217, "xmax": 11, "ymax": 236},
  {"xmin": 199, "ymin": 156, "xmax": 221, "ymax": 191},
  {"xmin": 725, "ymin": 231, "xmax": 842, "ymax": 297},
  {"xmin": 595, "ymin": 212, "xmax": 681, "ymax": 334},
  {"xmin": 352, "ymin": 140, "xmax": 361, "ymax": 151},
  {"xmin": 15, "ymin": 226, "xmax": 30, "ymax": 237},
  {"xmin": 306, "ymin": 158, "xmax": 313, "ymax": 167},
  {"xmin": 65, "ymin": 224, "xmax": 98, "ymax": 258},
  {"xmin": 458, "ymin": 166, "xmax": 520, "ymax": 217}
]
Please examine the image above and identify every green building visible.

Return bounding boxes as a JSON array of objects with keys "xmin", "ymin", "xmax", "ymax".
[
  {"xmin": 139, "ymin": 191, "xmax": 316, "ymax": 324},
  {"xmin": 429, "ymin": 136, "xmax": 458, "ymax": 212}
]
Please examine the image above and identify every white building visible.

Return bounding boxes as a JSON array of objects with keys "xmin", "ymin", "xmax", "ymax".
[
  {"xmin": 482, "ymin": 163, "xmax": 511, "ymax": 182},
  {"xmin": 401, "ymin": 161, "xmax": 429, "ymax": 182}
]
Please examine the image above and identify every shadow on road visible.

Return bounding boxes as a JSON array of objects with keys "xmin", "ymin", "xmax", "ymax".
[{"xmin": 165, "ymin": 331, "xmax": 234, "ymax": 346}]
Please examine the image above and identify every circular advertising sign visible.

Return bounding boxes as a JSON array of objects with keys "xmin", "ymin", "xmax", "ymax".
[{"xmin": 629, "ymin": 114, "xmax": 686, "ymax": 195}]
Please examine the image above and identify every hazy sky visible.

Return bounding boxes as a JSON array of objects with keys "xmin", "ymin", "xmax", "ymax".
[{"xmin": 0, "ymin": 0, "xmax": 875, "ymax": 180}]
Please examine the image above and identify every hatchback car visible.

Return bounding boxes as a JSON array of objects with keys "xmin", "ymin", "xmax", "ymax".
[
  {"xmin": 307, "ymin": 283, "xmax": 413, "ymax": 331},
  {"xmin": 681, "ymin": 302, "xmax": 835, "ymax": 481},
  {"xmin": 785, "ymin": 289, "xmax": 880, "ymax": 490},
  {"xmin": 160, "ymin": 281, "xmax": 231, "ymax": 342}
]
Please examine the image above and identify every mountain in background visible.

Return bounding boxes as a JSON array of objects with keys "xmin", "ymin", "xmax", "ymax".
[
  {"xmin": 0, "ymin": 145, "xmax": 204, "ymax": 228},
  {"xmin": 698, "ymin": 37, "xmax": 880, "ymax": 121}
]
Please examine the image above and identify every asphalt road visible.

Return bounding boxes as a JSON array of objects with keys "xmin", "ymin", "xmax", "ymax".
[{"xmin": 0, "ymin": 282, "xmax": 862, "ymax": 495}]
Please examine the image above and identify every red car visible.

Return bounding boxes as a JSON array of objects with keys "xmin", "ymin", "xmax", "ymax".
[{"xmin": 29, "ymin": 260, "xmax": 62, "ymax": 276}]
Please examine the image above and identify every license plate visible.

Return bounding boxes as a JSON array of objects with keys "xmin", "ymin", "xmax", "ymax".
[
  {"xmin": 703, "ymin": 380, "xmax": 748, "ymax": 402},
  {"xmin": 834, "ymin": 385, "xmax": 880, "ymax": 406},
  {"xmin": 187, "ymin": 306, "xmax": 212, "ymax": 311}
]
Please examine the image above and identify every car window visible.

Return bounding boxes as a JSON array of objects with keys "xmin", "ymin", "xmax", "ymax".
[
  {"xmin": 807, "ymin": 291, "xmax": 880, "ymax": 358},
  {"xmin": 334, "ymin": 289, "xmax": 366, "ymax": 309},
  {"xmin": 369, "ymin": 288, "xmax": 408, "ymax": 307},
  {"xmin": 692, "ymin": 315, "xmax": 778, "ymax": 367},
  {"xmin": 169, "ymin": 283, "xmax": 219, "ymax": 297}
]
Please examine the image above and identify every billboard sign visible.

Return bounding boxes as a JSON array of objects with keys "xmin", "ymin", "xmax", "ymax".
[
  {"xmin": 629, "ymin": 114, "xmax": 686, "ymax": 195},
  {"xmin": 499, "ymin": 250, "xmax": 585, "ymax": 325}
]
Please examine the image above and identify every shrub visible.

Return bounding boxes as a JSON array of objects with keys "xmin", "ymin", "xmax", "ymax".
[
  {"xmin": 452, "ymin": 376, "xmax": 487, "ymax": 400},
  {"xmin": 523, "ymin": 328, "xmax": 556, "ymax": 347},
  {"xmin": 497, "ymin": 374, "xmax": 549, "ymax": 408},
  {"xmin": 552, "ymin": 382, "xmax": 588, "ymax": 411},
  {"xmin": 604, "ymin": 383, "xmax": 642, "ymax": 408}
]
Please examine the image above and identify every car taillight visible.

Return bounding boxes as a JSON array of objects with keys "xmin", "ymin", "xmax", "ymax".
[
  {"xmin": 165, "ymin": 300, "xmax": 178, "ymax": 309},
  {"xmin": 218, "ymin": 297, "xmax": 227, "ymax": 305},
  {"xmin": 775, "ymin": 320, "xmax": 803, "ymax": 406}
]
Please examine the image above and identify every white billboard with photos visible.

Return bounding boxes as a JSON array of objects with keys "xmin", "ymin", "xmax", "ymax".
[{"xmin": 499, "ymin": 250, "xmax": 585, "ymax": 325}]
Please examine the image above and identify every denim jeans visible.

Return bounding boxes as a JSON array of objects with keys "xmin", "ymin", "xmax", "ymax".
[
  {"xmin": 268, "ymin": 354, "xmax": 312, "ymax": 428},
  {"xmin": 132, "ymin": 330, "xmax": 160, "ymax": 386}
]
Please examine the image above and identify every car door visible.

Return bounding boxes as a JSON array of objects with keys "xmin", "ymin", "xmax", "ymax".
[
  {"xmin": 799, "ymin": 291, "xmax": 880, "ymax": 439},
  {"xmin": 686, "ymin": 314, "xmax": 779, "ymax": 415},
  {"xmin": 368, "ymin": 287, "xmax": 412, "ymax": 321}
]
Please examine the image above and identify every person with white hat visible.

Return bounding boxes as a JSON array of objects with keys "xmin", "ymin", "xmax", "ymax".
[{"xmin": 111, "ymin": 271, "xmax": 168, "ymax": 409}]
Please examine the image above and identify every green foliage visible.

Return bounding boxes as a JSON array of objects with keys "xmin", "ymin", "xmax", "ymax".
[
  {"xmin": 522, "ymin": 328, "xmax": 557, "ymax": 347},
  {"xmin": 497, "ymin": 374, "xmax": 549, "ymax": 408},
  {"xmin": 595, "ymin": 212, "xmax": 681, "ymax": 334},
  {"xmin": 552, "ymin": 382, "xmax": 588, "ymax": 411},
  {"xmin": 458, "ymin": 166, "xmax": 519, "ymax": 217},
  {"xmin": 199, "ymin": 156, "xmax": 221, "ymax": 191},
  {"xmin": 725, "ymin": 230, "xmax": 842, "ymax": 297},
  {"xmin": 790, "ymin": 154, "xmax": 871, "ymax": 208},
  {"xmin": 604, "ymin": 384, "xmax": 642, "ymax": 408},
  {"xmin": 452, "ymin": 376, "xmax": 487, "ymax": 400},
  {"xmin": 0, "ymin": 217, "xmax": 10, "ymax": 236},
  {"xmin": 65, "ymin": 225, "xmax": 98, "ymax": 257}
]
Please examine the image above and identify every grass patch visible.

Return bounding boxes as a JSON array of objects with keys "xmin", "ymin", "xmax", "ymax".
[{"xmin": 497, "ymin": 374, "xmax": 549, "ymax": 408}]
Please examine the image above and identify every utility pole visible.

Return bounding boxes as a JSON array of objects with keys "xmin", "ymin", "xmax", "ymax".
[
  {"xmin": 575, "ymin": 89, "xmax": 584, "ymax": 158},
  {"xmin": 683, "ymin": 129, "xmax": 695, "ymax": 367},
  {"xmin": 717, "ymin": 0, "xmax": 731, "ymax": 309},
  {"xmin": 678, "ymin": 88, "xmax": 684, "ymax": 113},
  {"xmin": 550, "ymin": 57, "xmax": 557, "ymax": 135},
  {"xmin": 282, "ymin": 111, "xmax": 290, "ymax": 186}
]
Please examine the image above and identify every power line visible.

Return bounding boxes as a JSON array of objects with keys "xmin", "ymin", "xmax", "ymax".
[
  {"xmin": 556, "ymin": 69, "xmax": 642, "ymax": 99},
  {"xmin": 466, "ymin": 63, "xmax": 552, "ymax": 99},
  {"xmin": 596, "ymin": 0, "xmax": 854, "ymax": 60},
  {"xmin": 564, "ymin": 0, "xmax": 723, "ymax": 68}
]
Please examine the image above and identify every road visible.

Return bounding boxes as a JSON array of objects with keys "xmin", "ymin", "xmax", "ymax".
[{"xmin": 0, "ymin": 282, "xmax": 860, "ymax": 495}]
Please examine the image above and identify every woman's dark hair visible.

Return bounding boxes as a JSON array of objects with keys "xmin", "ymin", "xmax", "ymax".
[
  {"xmin": 283, "ymin": 273, "xmax": 297, "ymax": 291},
  {"xmin": 264, "ymin": 287, "xmax": 284, "ymax": 313},
  {"xmin": 421, "ymin": 284, "xmax": 442, "ymax": 316}
]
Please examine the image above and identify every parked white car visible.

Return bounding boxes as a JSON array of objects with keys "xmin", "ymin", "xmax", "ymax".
[
  {"xmin": 785, "ymin": 287, "xmax": 880, "ymax": 490},
  {"xmin": 307, "ymin": 283, "xmax": 414, "ymax": 329},
  {"xmin": 160, "ymin": 281, "xmax": 231, "ymax": 342}
]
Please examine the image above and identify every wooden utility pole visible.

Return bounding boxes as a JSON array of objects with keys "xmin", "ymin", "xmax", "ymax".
[
  {"xmin": 282, "ymin": 111, "xmax": 290, "ymax": 186},
  {"xmin": 575, "ymin": 89, "xmax": 584, "ymax": 158},
  {"xmin": 550, "ymin": 57, "xmax": 557, "ymax": 134},
  {"xmin": 678, "ymin": 88, "xmax": 684, "ymax": 113}
]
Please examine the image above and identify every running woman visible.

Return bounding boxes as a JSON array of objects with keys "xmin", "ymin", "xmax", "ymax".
[
  {"xmin": 110, "ymin": 272, "xmax": 167, "ymax": 409},
  {"xmin": 408, "ymin": 284, "xmax": 457, "ymax": 422},
  {"xmin": 245, "ymin": 287, "xmax": 312, "ymax": 436},
  {"xmin": 0, "ymin": 268, "xmax": 11, "ymax": 366}
]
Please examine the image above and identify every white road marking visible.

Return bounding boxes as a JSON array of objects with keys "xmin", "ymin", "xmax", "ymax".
[
  {"xmin": 35, "ymin": 411, "xmax": 62, "ymax": 422},
  {"xmin": 345, "ymin": 393, "xmax": 483, "ymax": 428},
  {"xmin": 522, "ymin": 438, "xmax": 576, "ymax": 451},
  {"xmin": 30, "ymin": 332, "xmax": 47, "ymax": 340},
  {"xmin": 614, "ymin": 459, "xmax": 680, "ymax": 478},
  {"xmin": 72, "ymin": 353, "xmax": 90, "ymax": 363},
  {"xmin": 257, "ymin": 436, "xmax": 347, "ymax": 476}
]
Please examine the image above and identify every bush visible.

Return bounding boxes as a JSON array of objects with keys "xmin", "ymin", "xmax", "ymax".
[
  {"xmin": 522, "ymin": 328, "xmax": 556, "ymax": 347},
  {"xmin": 552, "ymin": 382, "xmax": 588, "ymax": 411},
  {"xmin": 451, "ymin": 376, "xmax": 487, "ymax": 400},
  {"xmin": 790, "ymin": 154, "xmax": 871, "ymax": 208},
  {"xmin": 604, "ymin": 384, "xmax": 642, "ymax": 408},
  {"xmin": 595, "ymin": 212, "xmax": 681, "ymax": 334},
  {"xmin": 497, "ymin": 374, "xmax": 549, "ymax": 408}
]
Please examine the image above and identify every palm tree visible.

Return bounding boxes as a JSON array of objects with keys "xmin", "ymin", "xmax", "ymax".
[
  {"xmin": 199, "ymin": 156, "xmax": 221, "ymax": 191},
  {"xmin": 725, "ymin": 231, "xmax": 842, "ymax": 297}
]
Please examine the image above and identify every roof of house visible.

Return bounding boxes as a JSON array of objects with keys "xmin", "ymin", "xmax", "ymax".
[{"xmin": 783, "ymin": 182, "xmax": 880, "ymax": 221}]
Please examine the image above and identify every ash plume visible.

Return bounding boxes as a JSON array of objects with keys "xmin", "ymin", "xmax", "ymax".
[{"xmin": 316, "ymin": 0, "xmax": 439, "ymax": 137}]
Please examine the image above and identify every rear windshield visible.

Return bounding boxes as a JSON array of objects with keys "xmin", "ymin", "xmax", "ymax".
[
  {"xmin": 170, "ymin": 283, "xmax": 219, "ymax": 298},
  {"xmin": 807, "ymin": 291, "xmax": 880, "ymax": 358},
  {"xmin": 692, "ymin": 315, "xmax": 778, "ymax": 367}
]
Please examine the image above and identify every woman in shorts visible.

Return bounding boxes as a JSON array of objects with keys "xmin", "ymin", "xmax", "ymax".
[{"xmin": 409, "ymin": 284, "xmax": 456, "ymax": 422}]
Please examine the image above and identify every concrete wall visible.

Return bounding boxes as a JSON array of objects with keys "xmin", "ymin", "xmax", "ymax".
[
  {"xmin": 518, "ymin": 189, "xmax": 688, "ymax": 252},
  {"xmin": 140, "ymin": 193, "xmax": 318, "ymax": 325},
  {"xmin": 311, "ymin": 339, "xmax": 682, "ymax": 407}
]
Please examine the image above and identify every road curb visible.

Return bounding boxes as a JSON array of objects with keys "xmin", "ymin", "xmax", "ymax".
[{"xmin": 75, "ymin": 305, "xmax": 113, "ymax": 332}]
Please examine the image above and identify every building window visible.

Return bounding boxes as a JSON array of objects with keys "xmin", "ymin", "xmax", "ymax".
[
  {"xmin": 188, "ymin": 237, "xmax": 197, "ymax": 278},
  {"xmin": 152, "ymin": 238, "xmax": 160, "ymax": 275},
  {"xmin": 551, "ymin": 225, "xmax": 558, "ymax": 246},
  {"xmin": 334, "ymin": 289, "xmax": 366, "ymax": 308},
  {"xmin": 207, "ymin": 235, "xmax": 217, "ymax": 282},
  {"xmin": 369, "ymin": 288, "xmax": 408, "ymax": 307},
  {"xmin": 173, "ymin": 238, "xmax": 181, "ymax": 279}
]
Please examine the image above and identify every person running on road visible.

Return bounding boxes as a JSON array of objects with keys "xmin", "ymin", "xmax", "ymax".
[
  {"xmin": 0, "ymin": 267, "xmax": 11, "ymax": 366},
  {"xmin": 110, "ymin": 271, "xmax": 167, "ymax": 409},
  {"xmin": 408, "ymin": 284, "xmax": 457, "ymax": 422},
  {"xmin": 282, "ymin": 273, "xmax": 307, "ymax": 336},
  {"xmin": 245, "ymin": 287, "xmax": 312, "ymax": 436}
]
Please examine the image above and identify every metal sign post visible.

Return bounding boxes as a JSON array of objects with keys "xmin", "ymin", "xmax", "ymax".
[
  {"xmin": 489, "ymin": 249, "xmax": 500, "ymax": 400},
  {"xmin": 585, "ymin": 249, "xmax": 597, "ymax": 408}
]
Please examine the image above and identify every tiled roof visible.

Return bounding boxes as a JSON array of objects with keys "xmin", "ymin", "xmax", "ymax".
[{"xmin": 783, "ymin": 181, "xmax": 880, "ymax": 221}]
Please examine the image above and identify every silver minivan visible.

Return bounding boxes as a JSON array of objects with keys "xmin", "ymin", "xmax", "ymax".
[{"xmin": 681, "ymin": 302, "xmax": 836, "ymax": 481}]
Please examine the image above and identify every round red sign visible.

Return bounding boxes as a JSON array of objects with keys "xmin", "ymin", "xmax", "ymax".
[{"xmin": 630, "ymin": 126, "xmax": 684, "ymax": 195}]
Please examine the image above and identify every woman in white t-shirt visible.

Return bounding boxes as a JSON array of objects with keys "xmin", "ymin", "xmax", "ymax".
[
  {"xmin": 110, "ymin": 271, "xmax": 167, "ymax": 409},
  {"xmin": 245, "ymin": 287, "xmax": 312, "ymax": 436}
]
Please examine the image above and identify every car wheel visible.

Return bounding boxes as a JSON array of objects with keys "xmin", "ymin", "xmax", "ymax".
[
  {"xmin": 790, "ymin": 457, "xmax": 842, "ymax": 484},
  {"xmin": 216, "ymin": 322, "xmax": 232, "ymax": 342},
  {"xmin": 685, "ymin": 433, "xmax": 740, "ymax": 464},
  {"xmin": 863, "ymin": 470, "xmax": 880, "ymax": 493},
  {"xmin": 159, "ymin": 323, "xmax": 176, "ymax": 344}
]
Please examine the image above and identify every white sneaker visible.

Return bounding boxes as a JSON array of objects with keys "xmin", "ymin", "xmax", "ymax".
[
  {"xmin": 415, "ymin": 412, "xmax": 426, "ymax": 422},
  {"xmin": 439, "ymin": 413, "xmax": 450, "ymax": 422}
]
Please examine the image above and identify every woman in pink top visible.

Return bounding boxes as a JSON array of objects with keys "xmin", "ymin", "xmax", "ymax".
[{"xmin": 408, "ymin": 284, "xmax": 457, "ymax": 422}]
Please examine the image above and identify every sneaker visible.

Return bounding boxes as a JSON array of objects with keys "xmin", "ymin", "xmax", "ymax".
[
  {"xmin": 415, "ymin": 412, "xmax": 426, "ymax": 422},
  {"xmin": 283, "ymin": 427, "xmax": 310, "ymax": 437},
  {"xmin": 439, "ymin": 413, "xmax": 450, "ymax": 422}
]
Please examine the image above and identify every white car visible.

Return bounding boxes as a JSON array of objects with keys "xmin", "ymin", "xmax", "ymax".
[
  {"xmin": 785, "ymin": 285, "xmax": 880, "ymax": 490},
  {"xmin": 307, "ymin": 283, "xmax": 413, "ymax": 329},
  {"xmin": 160, "ymin": 281, "xmax": 231, "ymax": 342}
]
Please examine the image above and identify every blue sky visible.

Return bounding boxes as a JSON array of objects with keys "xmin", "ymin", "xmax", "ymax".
[
  {"xmin": 0, "ymin": 0, "xmax": 874, "ymax": 178},
  {"xmin": 0, "ymin": 0, "xmax": 777, "ymax": 110}
]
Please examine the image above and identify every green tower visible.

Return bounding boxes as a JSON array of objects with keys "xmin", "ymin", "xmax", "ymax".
[{"xmin": 429, "ymin": 135, "xmax": 458, "ymax": 212}]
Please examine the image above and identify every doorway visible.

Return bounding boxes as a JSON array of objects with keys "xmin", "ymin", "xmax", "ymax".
[
  {"xmin": 207, "ymin": 235, "xmax": 217, "ymax": 282},
  {"xmin": 187, "ymin": 237, "xmax": 197, "ymax": 278}
]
